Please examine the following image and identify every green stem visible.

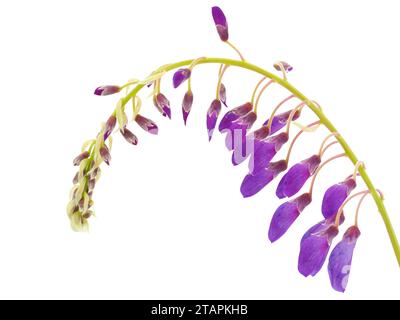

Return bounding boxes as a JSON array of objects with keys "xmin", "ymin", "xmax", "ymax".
[{"xmin": 119, "ymin": 57, "xmax": 400, "ymax": 266}]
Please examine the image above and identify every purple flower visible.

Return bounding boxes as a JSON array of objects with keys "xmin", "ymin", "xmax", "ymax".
[
  {"xmin": 298, "ymin": 219, "xmax": 339, "ymax": 277},
  {"xmin": 94, "ymin": 85, "xmax": 121, "ymax": 96},
  {"xmin": 219, "ymin": 83, "xmax": 227, "ymax": 107},
  {"xmin": 218, "ymin": 102, "xmax": 253, "ymax": 132},
  {"xmin": 224, "ymin": 111, "xmax": 257, "ymax": 151},
  {"xmin": 230, "ymin": 125, "xmax": 268, "ymax": 164},
  {"xmin": 211, "ymin": 6, "xmax": 228, "ymax": 41},
  {"xmin": 273, "ymin": 61, "xmax": 293, "ymax": 73},
  {"xmin": 104, "ymin": 115, "xmax": 117, "ymax": 140},
  {"xmin": 328, "ymin": 226, "xmax": 361, "ymax": 292},
  {"xmin": 276, "ymin": 155, "xmax": 321, "ymax": 199},
  {"xmin": 231, "ymin": 108, "xmax": 299, "ymax": 166},
  {"xmin": 301, "ymin": 215, "xmax": 344, "ymax": 244},
  {"xmin": 120, "ymin": 127, "xmax": 138, "ymax": 145},
  {"xmin": 173, "ymin": 68, "xmax": 191, "ymax": 88},
  {"xmin": 263, "ymin": 109, "xmax": 301, "ymax": 135},
  {"xmin": 72, "ymin": 172, "xmax": 79, "ymax": 184},
  {"xmin": 135, "ymin": 114, "xmax": 158, "ymax": 135},
  {"xmin": 232, "ymin": 131, "xmax": 288, "ymax": 169},
  {"xmin": 240, "ymin": 160, "xmax": 287, "ymax": 198},
  {"xmin": 182, "ymin": 91, "xmax": 193, "ymax": 125},
  {"xmin": 73, "ymin": 151, "xmax": 89, "ymax": 166},
  {"xmin": 218, "ymin": 103, "xmax": 253, "ymax": 132},
  {"xmin": 268, "ymin": 193, "xmax": 312, "ymax": 242},
  {"xmin": 100, "ymin": 145, "xmax": 111, "ymax": 165},
  {"xmin": 154, "ymin": 93, "xmax": 171, "ymax": 119},
  {"xmin": 206, "ymin": 99, "xmax": 222, "ymax": 141},
  {"xmin": 248, "ymin": 132, "xmax": 289, "ymax": 173},
  {"xmin": 322, "ymin": 178, "xmax": 356, "ymax": 218}
]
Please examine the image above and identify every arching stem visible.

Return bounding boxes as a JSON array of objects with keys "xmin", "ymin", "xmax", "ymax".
[{"xmin": 115, "ymin": 57, "xmax": 400, "ymax": 266}]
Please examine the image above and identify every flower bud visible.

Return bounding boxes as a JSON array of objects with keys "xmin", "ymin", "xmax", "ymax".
[
  {"xmin": 328, "ymin": 226, "xmax": 361, "ymax": 292},
  {"xmin": 88, "ymin": 178, "xmax": 96, "ymax": 191},
  {"xmin": 212, "ymin": 6, "xmax": 229, "ymax": 41},
  {"xmin": 135, "ymin": 114, "xmax": 158, "ymax": 135},
  {"xmin": 268, "ymin": 193, "xmax": 312, "ymax": 242},
  {"xmin": 273, "ymin": 61, "xmax": 293, "ymax": 73},
  {"xmin": 219, "ymin": 83, "xmax": 227, "ymax": 107},
  {"xmin": 182, "ymin": 91, "xmax": 194, "ymax": 125},
  {"xmin": 120, "ymin": 127, "xmax": 138, "ymax": 145},
  {"xmin": 298, "ymin": 218, "xmax": 339, "ymax": 277},
  {"xmin": 70, "ymin": 211, "xmax": 89, "ymax": 232},
  {"xmin": 173, "ymin": 68, "xmax": 191, "ymax": 88},
  {"xmin": 322, "ymin": 178, "xmax": 356, "ymax": 218},
  {"xmin": 94, "ymin": 85, "xmax": 121, "ymax": 96},
  {"xmin": 82, "ymin": 210, "xmax": 94, "ymax": 219},
  {"xmin": 73, "ymin": 151, "xmax": 89, "ymax": 166},
  {"xmin": 276, "ymin": 155, "xmax": 321, "ymax": 199},
  {"xmin": 155, "ymin": 93, "xmax": 171, "ymax": 119},
  {"xmin": 104, "ymin": 115, "xmax": 117, "ymax": 140},
  {"xmin": 100, "ymin": 145, "xmax": 111, "ymax": 165},
  {"xmin": 218, "ymin": 102, "xmax": 253, "ymax": 132},
  {"xmin": 206, "ymin": 99, "xmax": 222, "ymax": 141},
  {"xmin": 240, "ymin": 160, "xmax": 287, "ymax": 198}
]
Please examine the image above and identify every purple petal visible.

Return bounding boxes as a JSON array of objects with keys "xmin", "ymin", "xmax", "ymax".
[
  {"xmin": 231, "ymin": 140, "xmax": 253, "ymax": 165},
  {"xmin": 94, "ymin": 85, "xmax": 120, "ymax": 96},
  {"xmin": 263, "ymin": 109, "xmax": 301, "ymax": 135},
  {"xmin": 219, "ymin": 113, "xmax": 240, "ymax": 133},
  {"xmin": 301, "ymin": 215, "xmax": 344, "ymax": 245},
  {"xmin": 162, "ymin": 105, "xmax": 171, "ymax": 119},
  {"xmin": 73, "ymin": 151, "xmax": 89, "ymax": 166},
  {"xmin": 212, "ymin": 6, "xmax": 227, "ymax": 27},
  {"xmin": 248, "ymin": 140, "xmax": 276, "ymax": 171},
  {"xmin": 135, "ymin": 114, "xmax": 158, "ymax": 135},
  {"xmin": 276, "ymin": 155, "xmax": 321, "ymax": 199},
  {"xmin": 249, "ymin": 132, "xmax": 289, "ymax": 173},
  {"xmin": 322, "ymin": 178, "xmax": 356, "ymax": 218},
  {"xmin": 173, "ymin": 68, "xmax": 191, "ymax": 88},
  {"xmin": 224, "ymin": 111, "xmax": 257, "ymax": 151},
  {"xmin": 298, "ymin": 223, "xmax": 338, "ymax": 277},
  {"xmin": 206, "ymin": 99, "xmax": 222, "ymax": 141},
  {"xmin": 232, "ymin": 126, "xmax": 269, "ymax": 166},
  {"xmin": 104, "ymin": 115, "xmax": 117, "ymax": 140},
  {"xmin": 212, "ymin": 7, "xmax": 228, "ymax": 41},
  {"xmin": 269, "ymin": 193, "xmax": 312, "ymax": 242},
  {"xmin": 219, "ymin": 102, "xmax": 253, "ymax": 132},
  {"xmin": 182, "ymin": 91, "xmax": 193, "ymax": 125},
  {"xmin": 240, "ymin": 160, "xmax": 287, "ymax": 198},
  {"xmin": 231, "ymin": 126, "xmax": 270, "ymax": 166},
  {"xmin": 328, "ymin": 226, "xmax": 360, "ymax": 292},
  {"xmin": 219, "ymin": 83, "xmax": 227, "ymax": 107},
  {"xmin": 120, "ymin": 128, "xmax": 138, "ymax": 145},
  {"xmin": 155, "ymin": 93, "xmax": 171, "ymax": 118},
  {"xmin": 99, "ymin": 146, "xmax": 111, "ymax": 165}
]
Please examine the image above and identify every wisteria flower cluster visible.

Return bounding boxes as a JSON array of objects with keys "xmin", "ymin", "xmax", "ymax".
[{"xmin": 68, "ymin": 6, "xmax": 400, "ymax": 292}]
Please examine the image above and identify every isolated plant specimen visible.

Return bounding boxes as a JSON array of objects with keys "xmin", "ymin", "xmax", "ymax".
[{"xmin": 68, "ymin": 6, "xmax": 400, "ymax": 292}]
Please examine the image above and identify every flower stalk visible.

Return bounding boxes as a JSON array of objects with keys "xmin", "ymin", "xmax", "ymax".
[
  {"xmin": 104, "ymin": 57, "xmax": 400, "ymax": 266},
  {"xmin": 69, "ymin": 6, "xmax": 400, "ymax": 293}
]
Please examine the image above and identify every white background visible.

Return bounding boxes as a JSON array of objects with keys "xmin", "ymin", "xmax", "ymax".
[{"xmin": 1, "ymin": 0, "xmax": 400, "ymax": 299}]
